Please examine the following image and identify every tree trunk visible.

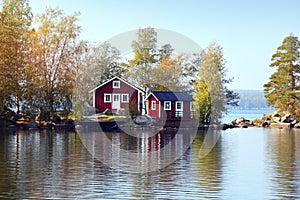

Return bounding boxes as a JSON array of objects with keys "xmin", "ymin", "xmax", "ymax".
[{"xmin": 290, "ymin": 61, "xmax": 295, "ymax": 89}]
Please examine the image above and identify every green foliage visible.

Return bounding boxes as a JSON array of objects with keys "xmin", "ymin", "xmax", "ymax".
[
  {"xmin": 126, "ymin": 27, "xmax": 158, "ymax": 90},
  {"xmin": 193, "ymin": 77, "xmax": 211, "ymax": 125},
  {"xmin": 72, "ymin": 100, "xmax": 84, "ymax": 119},
  {"xmin": 126, "ymin": 27, "xmax": 197, "ymax": 92},
  {"xmin": 193, "ymin": 43, "xmax": 239, "ymax": 125},
  {"xmin": 264, "ymin": 34, "xmax": 300, "ymax": 119}
]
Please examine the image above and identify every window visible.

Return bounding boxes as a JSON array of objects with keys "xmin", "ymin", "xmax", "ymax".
[
  {"xmin": 122, "ymin": 94, "xmax": 129, "ymax": 103},
  {"xmin": 190, "ymin": 102, "xmax": 193, "ymax": 111},
  {"xmin": 113, "ymin": 81, "xmax": 120, "ymax": 88},
  {"xmin": 151, "ymin": 101, "xmax": 156, "ymax": 110},
  {"xmin": 176, "ymin": 101, "xmax": 183, "ymax": 110},
  {"xmin": 104, "ymin": 94, "xmax": 111, "ymax": 102},
  {"xmin": 176, "ymin": 101, "xmax": 183, "ymax": 117},
  {"xmin": 164, "ymin": 101, "xmax": 171, "ymax": 110}
]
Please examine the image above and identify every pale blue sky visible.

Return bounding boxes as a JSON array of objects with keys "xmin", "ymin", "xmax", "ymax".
[{"xmin": 26, "ymin": 1, "xmax": 300, "ymax": 89}]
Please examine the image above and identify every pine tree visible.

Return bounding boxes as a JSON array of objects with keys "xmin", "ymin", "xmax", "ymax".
[{"xmin": 264, "ymin": 34, "xmax": 300, "ymax": 119}]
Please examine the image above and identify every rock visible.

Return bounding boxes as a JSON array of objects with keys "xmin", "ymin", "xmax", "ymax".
[
  {"xmin": 238, "ymin": 122, "xmax": 248, "ymax": 128},
  {"xmin": 291, "ymin": 120, "xmax": 298, "ymax": 128},
  {"xmin": 272, "ymin": 117, "xmax": 281, "ymax": 123},
  {"xmin": 262, "ymin": 121, "xmax": 270, "ymax": 127},
  {"xmin": 226, "ymin": 122, "xmax": 236, "ymax": 128},
  {"xmin": 230, "ymin": 117, "xmax": 253, "ymax": 128},
  {"xmin": 252, "ymin": 118, "xmax": 262, "ymax": 127},
  {"xmin": 236, "ymin": 117, "xmax": 246, "ymax": 124},
  {"xmin": 261, "ymin": 113, "xmax": 272, "ymax": 121},
  {"xmin": 294, "ymin": 123, "xmax": 300, "ymax": 128},
  {"xmin": 134, "ymin": 115, "xmax": 152, "ymax": 125},
  {"xmin": 281, "ymin": 114, "xmax": 291, "ymax": 123},
  {"xmin": 222, "ymin": 124, "xmax": 229, "ymax": 130},
  {"xmin": 272, "ymin": 113, "xmax": 281, "ymax": 118}
]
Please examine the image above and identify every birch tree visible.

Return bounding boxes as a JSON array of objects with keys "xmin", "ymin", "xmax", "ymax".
[
  {"xmin": 0, "ymin": 0, "xmax": 32, "ymax": 119},
  {"xmin": 24, "ymin": 8, "xmax": 85, "ymax": 120},
  {"xmin": 193, "ymin": 43, "xmax": 239, "ymax": 125}
]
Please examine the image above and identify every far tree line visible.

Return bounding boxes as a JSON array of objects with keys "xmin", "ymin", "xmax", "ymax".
[{"xmin": 0, "ymin": 0, "xmax": 239, "ymax": 125}]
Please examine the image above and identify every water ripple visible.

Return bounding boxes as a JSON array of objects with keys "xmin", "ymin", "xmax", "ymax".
[{"xmin": 0, "ymin": 128, "xmax": 300, "ymax": 199}]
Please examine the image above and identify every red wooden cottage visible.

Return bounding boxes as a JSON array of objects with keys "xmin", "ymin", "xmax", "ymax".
[
  {"xmin": 146, "ymin": 91, "xmax": 194, "ymax": 119},
  {"xmin": 90, "ymin": 77, "xmax": 145, "ymax": 114}
]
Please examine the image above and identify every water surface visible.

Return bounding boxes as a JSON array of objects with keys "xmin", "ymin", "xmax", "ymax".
[{"xmin": 0, "ymin": 127, "xmax": 300, "ymax": 199}]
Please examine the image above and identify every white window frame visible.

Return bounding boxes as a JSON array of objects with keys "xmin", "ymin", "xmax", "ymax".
[
  {"xmin": 164, "ymin": 101, "xmax": 171, "ymax": 110},
  {"xmin": 190, "ymin": 102, "xmax": 193, "ymax": 111},
  {"xmin": 176, "ymin": 101, "xmax": 183, "ymax": 110},
  {"xmin": 151, "ymin": 101, "xmax": 156, "ymax": 110},
  {"xmin": 121, "ymin": 94, "xmax": 129, "ymax": 103},
  {"xmin": 112, "ymin": 81, "xmax": 120, "ymax": 88},
  {"xmin": 104, "ymin": 93, "xmax": 111, "ymax": 103},
  {"xmin": 176, "ymin": 101, "xmax": 183, "ymax": 117}
]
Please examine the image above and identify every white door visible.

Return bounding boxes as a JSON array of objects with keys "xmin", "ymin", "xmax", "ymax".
[{"xmin": 112, "ymin": 94, "xmax": 120, "ymax": 109}]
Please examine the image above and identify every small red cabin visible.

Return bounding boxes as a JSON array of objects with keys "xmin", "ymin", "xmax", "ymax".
[
  {"xmin": 90, "ymin": 77, "xmax": 145, "ymax": 114},
  {"xmin": 146, "ymin": 91, "xmax": 194, "ymax": 119}
]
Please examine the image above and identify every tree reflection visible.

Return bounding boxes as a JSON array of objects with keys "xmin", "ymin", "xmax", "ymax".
[
  {"xmin": 192, "ymin": 131, "xmax": 223, "ymax": 199},
  {"xmin": 266, "ymin": 128, "xmax": 300, "ymax": 198}
]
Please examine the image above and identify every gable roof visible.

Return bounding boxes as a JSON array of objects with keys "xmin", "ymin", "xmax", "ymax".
[
  {"xmin": 89, "ymin": 76, "xmax": 145, "ymax": 93},
  {"xmin": 148, "ymin": 91, "xmax": 194, "ymax": 101}
]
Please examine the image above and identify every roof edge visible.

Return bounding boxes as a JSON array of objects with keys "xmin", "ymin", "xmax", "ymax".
[{"xmin": 89, "ymin": 76, "xmax": 145, "ymax": 93}]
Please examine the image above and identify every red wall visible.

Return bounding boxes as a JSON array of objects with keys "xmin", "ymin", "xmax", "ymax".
[
  {"xmin": 160, "ymin": 101, "xmax": 175, "ymax": 119},
  {"xmin": 183, "ymin": 101, "xmax": 191, "ymax": 119},
  {"xmin": 95, "ymin": 78, "xmax": 139, "ymax": 113},
  {"xmin": 147, "ymin": 96, "xmax": 192, "ymax": 119},
  {"xmin": 147, "ymin": 95, "xmax": 159, "ymax": 118}
]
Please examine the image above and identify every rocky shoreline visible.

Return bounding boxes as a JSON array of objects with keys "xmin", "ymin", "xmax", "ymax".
[{"xmin": 225, "ymin": 112, "xmax": 300, "ymax": 129}]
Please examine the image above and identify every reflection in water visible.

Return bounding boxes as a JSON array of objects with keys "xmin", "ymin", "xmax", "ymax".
[
  {"xmin": 0, "ymin": 130, "xmax": 95, "ymax": 199},
  {"xmin": 0, "ymin": 128, "xmax": 300, "ymax": 199},
  {"xmin": 192, "ymin": 132, "xmax": 223, "ymax": 199},
  {"xmin": 265, "ymin": 128, "xmax": 300, "ymax": 199},
  {"xmin": 78, "ymin": 128, "xmax": 197, "ymax": 174}
]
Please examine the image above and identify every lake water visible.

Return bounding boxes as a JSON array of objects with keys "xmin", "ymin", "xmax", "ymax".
[
  {"xmin": 0, "ymin": 126, "xmax": 300, "ymax": 199},
  {"xmin": 224, "ymin": 109, "xmax": 275, "ymax": 123}
]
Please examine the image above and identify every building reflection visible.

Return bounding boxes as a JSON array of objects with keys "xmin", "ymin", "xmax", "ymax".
[
  {"xmin": 0, "ymin": 128, "xmax": 221, "ymax": 199},
  {"xmin": 79, "ymin": 128, "xmax": 197, "ymax": 174}
]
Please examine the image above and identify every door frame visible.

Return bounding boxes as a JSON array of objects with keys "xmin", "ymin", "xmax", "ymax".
[{"xmin": 112, "ymin": 94, "xmax": 120, "ymax": 109}]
